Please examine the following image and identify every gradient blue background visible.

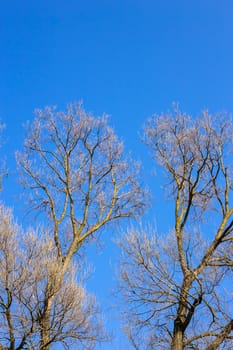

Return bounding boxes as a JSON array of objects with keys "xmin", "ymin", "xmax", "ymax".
[{"xmin": 1, "ymin": 1, "xmax": 233, "ymax": 349}]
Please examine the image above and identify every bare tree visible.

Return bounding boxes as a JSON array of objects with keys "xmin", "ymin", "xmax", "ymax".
[
  {"xmin": 118, "ymin": 109, "xmax": 233, "ymax": 349},
  {"xmin": 16, "ymin": 102, "xmax": 146, "ymax": 348},
  {"xmin": 0, "ymin": 204, "xmax": 105, "ymax": 350}
]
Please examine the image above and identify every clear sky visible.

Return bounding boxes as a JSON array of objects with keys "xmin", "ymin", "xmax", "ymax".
[{"xmin": 1, "ymin": 1, "xmax": 233, "ymax": 349}]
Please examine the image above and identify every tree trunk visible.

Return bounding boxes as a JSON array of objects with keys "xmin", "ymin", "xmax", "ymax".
[
  {"xmin": 39, "ymin": 259, "xmax": 66, "ymax": 350},
  {"xmin": 171, "ymin": 320, "xmax": 184, "ymax": 350},
  {"xmin": 171, "ymin": 275, "xmax": 194, "ymax": 350},
  {"xmin": 40, "ymin": 298, "xmax": 53, "ymax": 350}
]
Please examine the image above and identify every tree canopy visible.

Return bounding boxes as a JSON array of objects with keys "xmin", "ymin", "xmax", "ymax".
[{"xmin": 118, "ymin": 109, "xmax": 233, "ymax": 350}]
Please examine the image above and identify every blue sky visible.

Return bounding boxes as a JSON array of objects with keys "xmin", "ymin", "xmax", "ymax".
[{"xmin": 1, "ymin": 1, "xmax": 233, "ymax": 349}]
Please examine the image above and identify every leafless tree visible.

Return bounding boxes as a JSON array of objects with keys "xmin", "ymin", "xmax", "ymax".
[
  {"xmin": 118, "ymin": 108, "xmax": 233, "ymax": 349},
  {"xmin": 16, "ymin": 102, "xmax": 146, "ymax": 348},
  {"xmin": 0, "ymin": 204, "xmax": 105, "ymax": 350}
]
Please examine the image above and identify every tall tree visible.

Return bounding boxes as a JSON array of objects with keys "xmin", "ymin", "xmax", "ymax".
[
  {"xmin": 16, "ymin": 102, "xmax": 146, "ymax": 348},
  {"xmin": 0, "ymin": 204, "xmax": 104, "ymax": 350},
  {"xmin": 118, "ymin": 109, "xmax": 233, "ymax": 349}
]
